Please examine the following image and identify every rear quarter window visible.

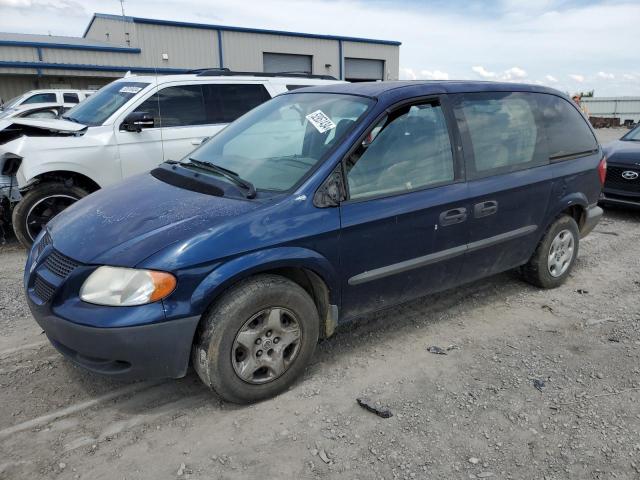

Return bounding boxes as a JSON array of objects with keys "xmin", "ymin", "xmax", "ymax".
[
  {"xmin": 455, "ymin": 92, "xmax": 548, "ymax": 179},
  {"xmin": 535, "ymin": 94, "xmax": 598, "ymax": 160}
]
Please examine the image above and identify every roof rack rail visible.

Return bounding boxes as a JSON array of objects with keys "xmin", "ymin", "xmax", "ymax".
[
  {"xmin": 193, "ymin": 69, "xmax": 336, "ymax": 80},
  {"xmin": 186, "ymin": 67, "xmax": 231, "ymax": 74}
]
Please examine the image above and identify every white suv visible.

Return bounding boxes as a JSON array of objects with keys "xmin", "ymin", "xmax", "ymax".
[{"xmin": 0, "ymin": 71, "xmax": 342, "ymax": 246}]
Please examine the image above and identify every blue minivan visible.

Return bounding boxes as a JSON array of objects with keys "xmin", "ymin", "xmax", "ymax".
[{"xmin": 24, "ymin": 81, "xmax": 605, "ymax": 403}]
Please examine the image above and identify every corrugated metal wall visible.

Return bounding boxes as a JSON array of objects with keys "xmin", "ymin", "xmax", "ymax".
[
  {"xmin": 0, "ymin": 75, "xmax": 37, "ymax": 101},
  {"xmin": 221, "ymin": 31, "xmax": 340, "ymax": 79},
  {"xmin": 342, "ymin": 41, "xmax": 399, "ymax": 80},
  {"xmin": 582, "ymin": 97, "xmax": 640, "ymax": 122},
  {"xmin": 0, "ymin": 74, "xmax": 114, "ymax": 102},
  {"xmin": 0, "ymin": 16, "xmax": 400, "ymax": 100}
]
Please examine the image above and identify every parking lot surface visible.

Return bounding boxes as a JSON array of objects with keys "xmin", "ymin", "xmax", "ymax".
[{"xmin": 1, "ymin": 129, "xmax": 638, "ymax": 479}]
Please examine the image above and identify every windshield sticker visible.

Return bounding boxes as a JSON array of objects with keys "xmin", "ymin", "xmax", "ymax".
[
  {"xmin": 306, "ymin": 110, "xmax": 336, "ymax": 133},
  {"xmin": 119, "ymin": 86, "xmax": 143, "ymax": 94}
]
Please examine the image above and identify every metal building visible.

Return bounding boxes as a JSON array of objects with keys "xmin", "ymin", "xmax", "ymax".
[
  {"xmin": 0, "ymin": 13, "xmax": 401, "ymax": 102},
  {"xmin": 582, "ymin": 97, "xmax": 640, "ymax": 124}
]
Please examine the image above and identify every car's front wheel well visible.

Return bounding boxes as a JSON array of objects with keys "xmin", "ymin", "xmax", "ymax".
[
  {"xmin": 205, "ymin": 267, "xmax": 334, "ymax": 340},
  {"xmin": 26, "ymin": 171, "xmax": 101, "ymax": 194},
  {"xmin": 266, "ymin": 267, "xmax": 333, "ymax": 337}
]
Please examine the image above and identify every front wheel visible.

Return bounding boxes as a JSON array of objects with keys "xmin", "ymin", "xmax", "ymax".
[
  {"xmin": 521, "ymin": 214, "xmax": 580, "ymax": 288},
  {"xmin": 192, "ymin": 274, "xmax": 320, "ymax": 404},
  {"xmin": 12, "ymin": 182, "xmax": 88, "ymax": 248}
]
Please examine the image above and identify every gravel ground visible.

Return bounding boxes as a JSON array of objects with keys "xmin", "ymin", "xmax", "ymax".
[{"xmin": 0, "ymin": 129, "xmax": 638, "ymax": 480}]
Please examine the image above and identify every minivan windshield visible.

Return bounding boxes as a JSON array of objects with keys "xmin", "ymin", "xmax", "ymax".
[
  {"xmin": 187, "ymin": 92, "xmax": 373, "ymax": 192},
  {"xmin": 62, "ymin": 81, "xmax": 150, "ymax": 126}
]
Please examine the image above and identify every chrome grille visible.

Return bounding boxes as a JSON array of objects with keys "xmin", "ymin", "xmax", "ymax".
[{"xmin": 605, "ymin": 165, "xmax": 640, "ymax": 194}]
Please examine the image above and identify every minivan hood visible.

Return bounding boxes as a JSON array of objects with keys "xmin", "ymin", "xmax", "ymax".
[
  {"xmin": 48, "ymin": 173, "xmax": 262, "ymax": 266},
  {"xmin": 604, "ymin": 139, "xmax": 640, "ymax": 165}
]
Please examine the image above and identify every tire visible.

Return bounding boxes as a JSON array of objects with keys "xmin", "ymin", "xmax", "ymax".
[
  {"xmin": 192, "ymin": 274, "xmax": 320, "ymax": 404},
  {"xmin": 12, "ymin": 182, "xmax": 88, "ymax": 249},
  {"xmin": 521, "ymin": 214, "xmax": 580, "ymax": 288}
]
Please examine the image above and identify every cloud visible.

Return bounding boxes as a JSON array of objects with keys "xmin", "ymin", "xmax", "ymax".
[
  {"xmin": 472, "ymin": 66, "xmax": 527, "ymax": 81},
  {"xmin": 0, "ymin": 0, "xmax": 31, "ymax": 6},
  {"xmin": 597, "ymin": 71, "xmax": 615, "ymax": 80},
  {"xmin": 419, "ymin": 69, "xmax": 450, "ymax": 80},
  {"xmin": 400, "ymin": 68, "xmax": 449, "ymax": 80},
  {"xmin": 502, "ymin": 67, "xmax": 527, "ymax": 80},
  {"xmin": 545, "ymin": 75, "xmax": 558, "ymax": 83},
  {"xmin": 569, "ymin": 74, "xmax": 585, "ymax": 83},
  {"xmin": 399, "ymin": 67, "xmax": 418, "ymax": 80},
  {"xmin": 622, "ymin": 74, "xmax": 637, "ymax": 81},
  {"xmin": 472, "ymin": 65, "xmax": 496, "ymax": 79},
  {"xmin": 1, "ymin": 0, "xmax": 640, "ymax": 95}
]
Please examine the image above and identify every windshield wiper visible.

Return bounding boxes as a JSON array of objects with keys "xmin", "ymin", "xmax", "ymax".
[{"xmin": 184, "ymin": 158, "xmax": 257, "ymax": 199}]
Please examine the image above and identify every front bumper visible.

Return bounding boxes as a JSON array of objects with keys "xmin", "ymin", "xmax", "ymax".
[
  {"xmin": 579, "ymin": 204, "xmax": 603, "ymax": 238},
  {"xmin": 24, "ymin": 232, "xmax": 201, "ymax": 380},
  {"xmin": 600, "ymin": 191, "xmax": 640, "ymax": 209},
  {"xmin": 29, "ymin": 306, "xmax": 200, "ymax": 379}
]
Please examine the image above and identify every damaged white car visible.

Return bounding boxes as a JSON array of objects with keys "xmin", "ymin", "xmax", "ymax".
[{"xmin": 0, "ymin": 71, "xmax": 342, "ymax": 246}]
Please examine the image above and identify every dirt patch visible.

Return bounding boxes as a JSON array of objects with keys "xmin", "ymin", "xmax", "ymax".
[{"xmin": 0, "ymin": 128, "xmax": 638, "ymax": 479}]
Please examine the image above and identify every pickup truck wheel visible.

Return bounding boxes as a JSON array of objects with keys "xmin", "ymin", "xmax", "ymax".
[
  {"xmin": 521, "ymin": 215, "xmax": 580, "ymax": 288},
  {"xmin": 12, "ymin": 182, "xmax": 88, "ymax": 248},
  {"xmin": 192, "ymin": 274, "xmax": 319, "ymax": 404}
]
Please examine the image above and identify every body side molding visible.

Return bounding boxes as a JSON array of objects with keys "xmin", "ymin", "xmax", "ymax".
[{"xmin": 348, "ymin": 224, "xmax": 537, "ymax": 286}]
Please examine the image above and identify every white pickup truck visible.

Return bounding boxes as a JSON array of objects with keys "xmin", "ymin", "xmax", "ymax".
[{"xmin": 0, "ymin": 71, "xmax": 342, "ymax": 246}]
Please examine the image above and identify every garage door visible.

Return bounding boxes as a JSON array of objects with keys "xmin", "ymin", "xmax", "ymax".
[
  {"xmin": 345, "ymin": 58, "xmax": 384, "ymax": 82},
  {"xmin": 263, "ymin": 53, "xmax": 312, "ymax": 75}
]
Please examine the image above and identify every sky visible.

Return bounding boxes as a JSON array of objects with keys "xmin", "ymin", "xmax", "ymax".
[{"xmin": 1, "ymin": 0, "xmax": 639, "ymax": 96}]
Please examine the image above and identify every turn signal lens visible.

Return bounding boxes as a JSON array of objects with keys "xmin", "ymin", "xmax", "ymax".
[{"xmin": 149, "ymin": 271, "xmax": 177, "ymax": 302}]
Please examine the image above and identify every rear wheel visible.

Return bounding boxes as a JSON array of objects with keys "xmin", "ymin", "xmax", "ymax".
[
  {"xmin": 192, "ymin": 274, "xmax": 320, "ymax": 404},
  {"xmin": 12, "ymin": 182, "xmax": 88, "ymax": 248},
  {"xmin": 521, "ymin": 214, "xmax": 580, "ymax": 288}
]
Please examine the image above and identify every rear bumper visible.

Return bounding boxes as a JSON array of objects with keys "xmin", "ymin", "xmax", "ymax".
[
  {"xmin": 580, "ymin": 204, "xmax": 603, "ymax": 238},
  {"xmin": 29, "ymin": 302, "xmax": 200, "ymax": 380}
]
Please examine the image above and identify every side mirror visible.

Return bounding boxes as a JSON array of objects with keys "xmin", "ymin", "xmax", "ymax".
[{"xmin": 121, "ymin": 111, "xmax": 154, "ymax": 132}]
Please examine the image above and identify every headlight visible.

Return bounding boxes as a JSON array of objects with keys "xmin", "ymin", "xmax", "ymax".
[{"xmin": 80, "ymin": 266, "xmax": 176, "ymax": 306}]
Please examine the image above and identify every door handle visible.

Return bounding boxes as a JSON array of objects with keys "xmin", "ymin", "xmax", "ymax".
[
  {"xmin": 439, "ymin": 207, "xmax": 467, "ymax": 226},
  {"xmin": 474, "ymin": 200, "xmax": 498, "ymax": 218}
]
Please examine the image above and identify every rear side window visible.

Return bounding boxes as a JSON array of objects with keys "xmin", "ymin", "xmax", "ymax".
[
  {"xmin": 203, "ymin": 84, "xmax": 271, "ymax": 123},
  {"xmin": 535, "ymin": 94, "xmax": 598, "ymax": 160},
  {"xmin": 346, "ymin": 102, "xmax": 455, "ymax": 200},
  {"xmin": 23, "ymin": 93, "xmax": 56, "ymax": 104},
  {"xmin": 63, "ymin": 93, "xmax": 79, "ymax": 104},
  {"xmin": 455, "ymin": 92, "xmax": 547, "ymax": 179}
]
